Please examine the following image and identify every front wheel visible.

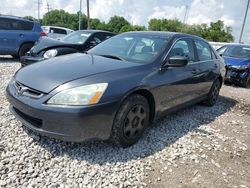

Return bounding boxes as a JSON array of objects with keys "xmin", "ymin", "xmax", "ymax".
[
  {"xmin": 110, "ymin": 95, "xmax": 150, "ymax": 148},
  {"xmin": 203, "ymin": 79, "xmax": 221, "ymax": 107}
]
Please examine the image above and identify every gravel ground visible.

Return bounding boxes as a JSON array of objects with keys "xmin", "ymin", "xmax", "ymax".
[{"xmin": 0, "ymin": 55, "xmax": 249, "ymax": 188}]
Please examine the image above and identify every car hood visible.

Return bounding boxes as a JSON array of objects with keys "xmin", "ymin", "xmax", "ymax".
[
  {"xmin": 15, "ymin": 53, "xmax": 140, "ymax": 93},
  {"xmin": 30, "ymin": 37, "xmax": 82, "ymax": 54},
  {"xmin": 223, "ymin": 56, "xmax": 250, "ymax": 66}
]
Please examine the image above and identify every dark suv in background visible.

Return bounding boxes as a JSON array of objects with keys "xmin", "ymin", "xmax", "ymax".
[{"xmin": 0, "ymin": 15, "xmax": 45, "ymax": 58}]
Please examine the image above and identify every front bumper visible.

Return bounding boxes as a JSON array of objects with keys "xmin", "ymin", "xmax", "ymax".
[
  {"xmin": 20, "ymin": 55, "xmax": 45, "ymax": 67},
  {"xmin": 225, "ymin": 68, "xmax": 249, "ymax": 84},
  {"xmin": 6, "ymin": 83, "xmax": 119, "ymax": 142}
]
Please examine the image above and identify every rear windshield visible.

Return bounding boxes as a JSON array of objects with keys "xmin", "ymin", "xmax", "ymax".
[
  {"xmin": 61, "ymin": 31, "xmax": 91, "ymax": 44},
  {"xmin": 0, "ymin": 18, "xmax": 34, "ymax": 30}
]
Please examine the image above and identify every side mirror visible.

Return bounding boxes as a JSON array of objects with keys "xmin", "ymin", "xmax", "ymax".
[{"xmin": 165, "ymin": 56, "xmax": 188, "ymax": 67}]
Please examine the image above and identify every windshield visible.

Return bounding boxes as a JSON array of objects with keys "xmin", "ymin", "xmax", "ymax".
[
  {"xmin": 88, "ymin": 33, "xmax": 171, "ymax": 64},
  {"xmin": 61, "ymin": 31, "xmax": 91, "ymax": 44},
  {"xmin": 219, "ymin": 45, "xmax": 250, "ymax": 59}
]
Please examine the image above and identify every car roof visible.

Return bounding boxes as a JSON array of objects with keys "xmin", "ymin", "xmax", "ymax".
[
  {"xmin": 78, "ymin": 29, "xmax": 115, "ymax": 34},
  {"xmin": 123, "ymin": 31, "xmax": 207, "ymax": 41},
  {"xmin": 224, "ymin": 43, "xmax": 250, "ymax": 48},
  {"xmin": 0, "ymin": 15, "xmax": 34, "ymax": 23}
]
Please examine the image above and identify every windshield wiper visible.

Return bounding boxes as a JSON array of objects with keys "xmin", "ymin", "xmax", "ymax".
[{"xmin": 98, "ymin": 54, "xmax": 124, "ymax": 61}]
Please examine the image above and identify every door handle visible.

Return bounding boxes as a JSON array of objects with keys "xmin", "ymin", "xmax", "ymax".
[
  {"xmin": 191, "ymin": 69, "xmax": 200, "ymax": 75},
  {"xmin": 19, "ymin": 34, "xmax": 24, "ymax": 37}
]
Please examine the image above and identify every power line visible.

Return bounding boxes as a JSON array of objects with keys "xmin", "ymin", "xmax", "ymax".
[{"xmin": 239, "ymin": 0, "xmax": 250, "ymax": 43}]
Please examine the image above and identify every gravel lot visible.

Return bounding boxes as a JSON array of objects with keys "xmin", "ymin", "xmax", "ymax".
[{"xmin": 0, "ymin": 55, "xmax": 249, "ymax": 188}]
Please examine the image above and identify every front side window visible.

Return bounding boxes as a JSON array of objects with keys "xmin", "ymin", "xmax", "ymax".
[
  {"xmin": 168, "ymin": 39, "xmax": 195, "ymax": 64},
  {"xmin": 195, "ymin": 40, "xmax": 212, "ymax": 61},
  {"xmin": 88, "ymin": 33, "xmax": 171, "ymax": 64}
]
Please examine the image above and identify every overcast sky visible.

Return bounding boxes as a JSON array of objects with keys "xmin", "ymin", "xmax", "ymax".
[{"xmin": 0, "ymin": 0, "xmax": 249, "ymax": 43}]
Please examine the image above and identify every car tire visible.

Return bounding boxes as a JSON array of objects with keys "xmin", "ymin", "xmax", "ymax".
[
  {"xmin": 110, "ymin": 94, "xmax": 150, "ymax": 148},
  {"xmin": 203, "ymin": 79, "xmax": 221, "ymax": 107},
  {"xmin": 241, "ymin": 76, "xmax": 250, "ymax": 88},
  {"xmin": 18, "ymin": 43, "xmax": 33, "ymax": 58}
]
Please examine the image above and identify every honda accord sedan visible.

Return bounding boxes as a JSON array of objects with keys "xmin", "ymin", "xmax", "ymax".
[{"xmin": 6, "ymin": 31, "xmax": 225, "ymax": 147}]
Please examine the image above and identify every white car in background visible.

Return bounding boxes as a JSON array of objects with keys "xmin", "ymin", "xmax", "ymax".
[{"xmin": 41, "ymin": 26, "xmax": 74, "ymax": 40}]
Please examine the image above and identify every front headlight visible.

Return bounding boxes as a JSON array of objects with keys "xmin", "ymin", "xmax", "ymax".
[
  {"xmin": 47, "ymin": 83, "xmax": 108, "ymax": 106},
  {"xmin": 43, "ymin": 49, "xmax": 58, "ymax": 59},
  {"xmin": 231, "ymin": 65, "xmax": 249, "ymax": 70}
]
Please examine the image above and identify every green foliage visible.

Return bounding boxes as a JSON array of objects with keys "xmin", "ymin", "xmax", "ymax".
[
  {"xmin": 23, "ymin": 16, "xmax": 36, "ymax": 21},
  {"xmin": 38, "ymin": 9, "xmax": 234, "ymax": 42},
  {"xmin": 107, "ymin": 16, "xmax": 130, "ymax": 33},
  {"xmin": 42, "ymin": 10, "xmax": 88, "ymax": 30},
  {"xmin": 149, "ymin": 18, "xmax": 234, "ymax": 42}
]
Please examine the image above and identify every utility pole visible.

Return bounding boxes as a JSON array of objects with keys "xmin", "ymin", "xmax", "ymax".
[
  {"xmin": 239, "ymin": 0, "xmax": 250, "ymax": 43},
  {"xmin": 87, "ymin": 0, "xmax": 90, "ymax": 29},
  {"xmin": 183, "ymin": 5, "xmax": 189, "ymax": 24},
  {"xmin": 36, "ymin": 0, "xmax": 42, "ymax": 23},
  {"xmin": 45, "ymin": 1, "xmax": 51, "ymax": 13},
  {"xmin": 79, "ymin": 0, "xmax": 82, "ymax": 30}
]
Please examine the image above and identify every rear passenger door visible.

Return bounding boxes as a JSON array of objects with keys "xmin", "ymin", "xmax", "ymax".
[
  {"xmin": 194, "ymin": 39, "xmax": 218, "ymax": 94},
  {"xmin": 0, "ymin": 18, "xmax": 19, "ymax": 53}
]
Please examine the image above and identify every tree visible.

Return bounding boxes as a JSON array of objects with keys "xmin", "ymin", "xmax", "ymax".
[
  {"xmin": 23, "ymin": 16, "xmax": 36, "ymax": 21},
  {"xmin": 148, "ymin": 18, "xmax": 234, "ymax": 42},
  {"xmin": 107, "ymin": 16, "xmax": 130, "ymax": 33},
  {"xmin": 42, "ymin": 10, "xmax": 88, "ymax": 30}
]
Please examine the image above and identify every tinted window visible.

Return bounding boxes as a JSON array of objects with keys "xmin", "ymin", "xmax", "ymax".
[
  {"xmin": 50, "ymin": 28, "xmax": 67, "ymax": 34},
  {"xmin": 0, "ymin": 18, "xmax": 33, "ymax": 30},
  {"xmin": 195, "ymin": 40, "xmax": 212, "ymax": 61},
  {"xmin": 169, "ymin": 39, "xmax": 195, "ymax": 63},
  {"xmin": 0, "ymin": 18, "xmax": 12, "ymax": 30}
]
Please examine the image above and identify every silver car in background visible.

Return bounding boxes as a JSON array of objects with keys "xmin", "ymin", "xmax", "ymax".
[{"xmin": 41, "ymin": 26, "xmax": 74, "ymax": 40}]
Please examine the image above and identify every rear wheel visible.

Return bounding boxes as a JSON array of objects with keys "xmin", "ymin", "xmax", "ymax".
[
  {"xmin": 110, "ymin": 95, "xmax": 150, "ymax": 148},
  {"xmin": 203, "ymin": 79, "xmax": 221, "ymax": 107},
  {"xmin": 241, "ymin": 75, "xmax": 250, "ymax": 88},
  {"xmin": 18, "ymin": 43, "xmax": 33, "ymax": 57}
]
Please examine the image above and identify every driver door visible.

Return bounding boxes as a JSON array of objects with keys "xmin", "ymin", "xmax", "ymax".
[{"xmin": 155, "ymin": 38, "xmax": 202, "ymax": 112}]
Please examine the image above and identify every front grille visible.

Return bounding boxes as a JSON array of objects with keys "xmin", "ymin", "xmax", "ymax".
[
  {"xmin": 13, "ymin": 107, "xmax": 43, "ymax": 128},
  {"xmin": 14, "ymin": 81, "xmax": 44, "ymax": 99}
]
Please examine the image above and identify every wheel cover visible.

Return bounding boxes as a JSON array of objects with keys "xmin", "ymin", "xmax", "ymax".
[{"xmin": 123, "ymin": 104, "xmax": 147, "ymax": 139}]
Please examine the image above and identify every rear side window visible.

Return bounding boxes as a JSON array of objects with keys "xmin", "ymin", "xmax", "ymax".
[
  {"xmin": 0, "ymin": 18, "xmax": 12, "ymax": 30},
  {"xmin": 195, "ymin": 40, "xmax": 212, "ymax": 61},
  {"xmin": 50, "ymin": 28, "xmax": 67, "ymax": 34},
  {"xmin": 0, "ymin": 18, "xmax": 33, "ymax": 30}
]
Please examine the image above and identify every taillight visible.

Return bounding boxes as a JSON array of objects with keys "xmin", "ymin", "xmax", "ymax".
[{"xmin": 41, "ymin": 31, "xmax": 47, "ymax": 36}]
